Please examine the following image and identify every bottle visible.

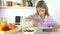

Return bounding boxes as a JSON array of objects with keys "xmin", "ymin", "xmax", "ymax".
[
  {"xmin": 25, "ymin": 19, "xmax": 33, "ymax": 28},
  {"xmin": 20, "ymin": 16, "xmax": 26, "ymax": 28},
  {"xmin": 0, "ymin": 0, "xmax": 1, "ymax": 6},
  {"xmin": 1, "ymin": 17, "xmax": 8, "ymax": 27},
  {"xmin": 28, "ymin": 1, "xmax": 33, "ymax": 6}
]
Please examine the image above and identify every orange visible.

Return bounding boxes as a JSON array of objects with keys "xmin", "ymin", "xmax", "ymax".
[
  {"xmin": 0, "ymin": 25, "xmax": 2, "ymax": 30},
  {"xmin": 1, "ymin": 21, "xmax": 8, "ymax": 27}
]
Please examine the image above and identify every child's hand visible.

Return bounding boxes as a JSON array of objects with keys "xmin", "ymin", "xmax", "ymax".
[
  {"xmin": 25, "ymin": 18, "xmax": 32, "ymax": 21},
  {"xmin": 25, "ymin": 18, "xmax": 38, "ymax": 27},
  {"xmin": 52, "ymin": 26, "xmax": 58, "ymax": 32},
  {"xmin": 31, "ymin": 19, "xmax": 38, "ymax": 27}
]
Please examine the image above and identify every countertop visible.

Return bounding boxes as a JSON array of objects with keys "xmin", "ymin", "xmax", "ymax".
[
  {"xmin": 15, "ymin": 27, "xmax": 60, "ymax": 34},
  {"xmin": 0, "ymin": 27, "xmax": 60, "ymax": 34}
]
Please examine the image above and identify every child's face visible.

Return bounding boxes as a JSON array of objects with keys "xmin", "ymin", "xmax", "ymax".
[{"xmin": 36, "ymin": 7, "xmax": 45, "ymax": 16}]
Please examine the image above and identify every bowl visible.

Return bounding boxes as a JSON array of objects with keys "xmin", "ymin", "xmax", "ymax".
[
  {"xmin": 22, "ymin": 28, "xmax": 36, "ymax": 34},
  {"xmin": 0, "ymin": 27, "xmax": 19, "ymax": 34}
]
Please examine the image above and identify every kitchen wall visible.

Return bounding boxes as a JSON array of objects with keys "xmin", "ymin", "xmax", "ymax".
[
  {"xmin": 0, "ymin": 0, "xmax": 60, "ymax": 24},
  {"xmin": 0, "ymin": 7, "xmax": 36, "ymax": 23},
  {"xmin": 45, "ymin": 0, "xmax": 60, "ymax": 24}
]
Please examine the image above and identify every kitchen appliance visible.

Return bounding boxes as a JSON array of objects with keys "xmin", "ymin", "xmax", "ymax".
[{"xmin": 15, "ymin": 16, "xmax": 21, "ymax": 25}]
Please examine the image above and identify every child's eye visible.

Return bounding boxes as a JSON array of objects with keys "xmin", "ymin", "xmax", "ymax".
[{"xmin": 41, "ymin": 10, "xmax": 44, "ymax": 11}]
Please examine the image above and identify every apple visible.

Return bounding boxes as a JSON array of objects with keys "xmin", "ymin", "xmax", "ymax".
[
  {"xmin": 12, "ymin": 23, "xmax": 16, "ymax": 28},
  {"xmin": 1, "ymin": 26, "xmax": 10, "ymax": 31},
  {"xmin": 8, "ymin": 23, "xmax": 13, "ymax": 30},
  {"xmin": 8, "ymin": 23, "xmax": 17, "ymax": 30}
]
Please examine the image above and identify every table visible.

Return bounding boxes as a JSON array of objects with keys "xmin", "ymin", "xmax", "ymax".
[
  {"xmin": 16, "ymin": 27, "xmax": 51, "ymax": 34},
  {"xmin": 2, "ymin": 26, "xmax": 59, "ymax": 34}
]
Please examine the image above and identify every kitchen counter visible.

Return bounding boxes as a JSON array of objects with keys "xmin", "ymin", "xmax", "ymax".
[
  {"xmin": 15, "ymin": 27, "xmax": 60, "ymax": 34},
  {"xmin": 0, "ymin": 27, "xmax": 60, "ymax": 34}
]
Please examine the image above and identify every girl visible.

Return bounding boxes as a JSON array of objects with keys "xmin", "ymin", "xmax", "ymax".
[{"xmin": 25, "ymin": 0, "xmax": 60, "ymax": 32}]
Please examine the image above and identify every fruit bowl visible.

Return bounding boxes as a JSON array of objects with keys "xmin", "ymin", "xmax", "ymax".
[
  {"xmin": 22, "ymin": 28, "xmax": 36, "ymax": 34},
  {"xmin": 0, "ymin": 27, "xmax": 18, "ymax": 34}
]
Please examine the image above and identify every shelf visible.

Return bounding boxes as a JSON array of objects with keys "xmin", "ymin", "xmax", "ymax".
[
  {"xmin": 0, "ymin": 6, "xmax": 35, "ymax": 8},
  {"xmin": 0, "ymin": 6, "xmax": 21, "ymax": 8},
  {"xmin": 0, "ymin": 0, "xmax": 36, "ymax": 8}
]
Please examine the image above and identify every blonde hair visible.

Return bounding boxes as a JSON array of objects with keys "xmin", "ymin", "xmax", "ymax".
[{"xmin": 36, "ymin": 0, "xmax": 49, "ymax": 16}]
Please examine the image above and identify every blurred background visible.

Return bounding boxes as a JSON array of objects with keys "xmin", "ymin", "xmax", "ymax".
[{"xmin": 0, "ymin": 0, "xmax": 60, "ymax": 24}]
